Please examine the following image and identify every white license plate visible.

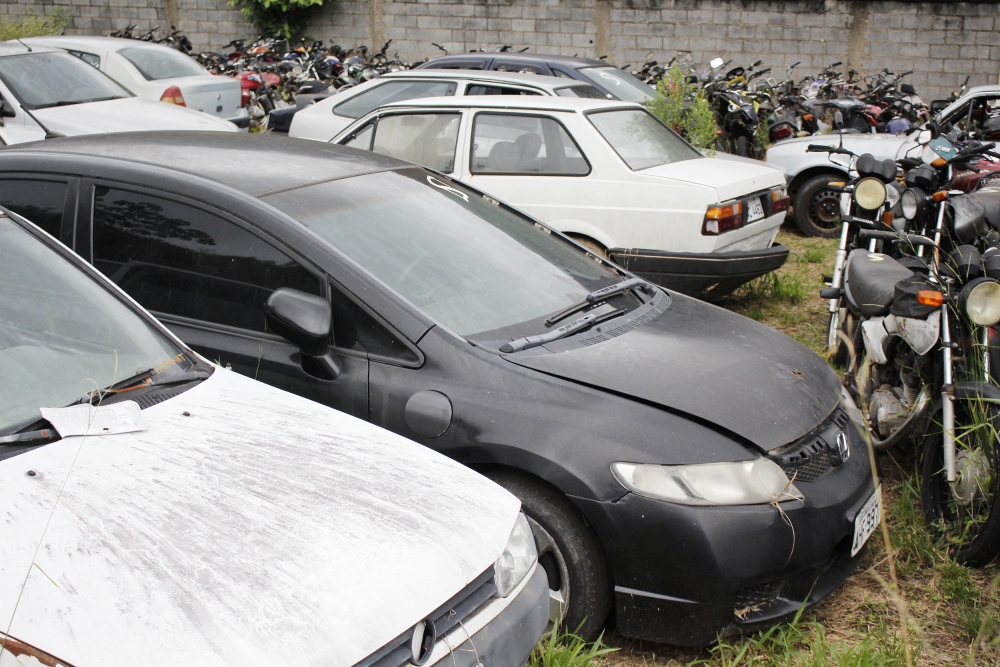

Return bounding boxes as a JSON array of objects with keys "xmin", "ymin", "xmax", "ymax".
[
  {"xmin": 851, "ymin": 486, "xmax": 882, "ymax": 556},
  {"xmin": 746, "ymin": 197, "xmax": 765, "ymax": 222}
]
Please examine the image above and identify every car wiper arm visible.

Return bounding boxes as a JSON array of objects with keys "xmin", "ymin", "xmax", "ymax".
[
  {"xmin": 0, "ymin": 428, "xmax": 59, "ymax": 446},
  {"xmin": 33, "ymin": 100, "xmax": 87, "ymax": 109},
  {"xmin": 502, "ymin": 308, "xmax": 626, "ymax": 353},
  {"xmin": 544, "ymin": 278, "xmax": 656, "ymax": 327}
]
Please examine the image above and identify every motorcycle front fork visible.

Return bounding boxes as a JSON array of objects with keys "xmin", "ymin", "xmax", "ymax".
[
  {"xmin": 827, "ymin": 221, "xmax": 851, "ymax": 351},
  {"xmin": 941, "ymin": 304, "xmax": 957, "ymax": 482}
]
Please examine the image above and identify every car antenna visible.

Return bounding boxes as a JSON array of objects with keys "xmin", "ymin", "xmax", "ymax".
[
  {"xmin": 20, "ymin": 107, "xmax": 64, "ymax": 139},
  {"xmin": 16, "ymin": 38, "xmax": 32, "ymax": 52}
]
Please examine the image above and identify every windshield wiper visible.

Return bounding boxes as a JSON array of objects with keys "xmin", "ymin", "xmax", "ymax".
[
  {"xmin": 544, "ymin": 278, "xmax": 656, "ymax": 327},
  {"xmin": 34, "ymin": 100, "xmax": 87, "ymax": 109},
  {"xmin": 0, "ymin": 428, "xmax": 59, "ymax": 446},
  {"xmin": 501, "ymin": 307, "xmax": 626, "ymax": 353},
  {"xmin": 80, "ymin": 366, "xmax": 212, "ymax": 404}
]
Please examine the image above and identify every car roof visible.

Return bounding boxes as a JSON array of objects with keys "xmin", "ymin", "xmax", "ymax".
[
  {"xmin": 962, "ymin": 84, "xmax": 1000, "ymax": 97},
  {"xmin": 381, "ymin": 69, "xmax": 594, "ymax": 89},
  {"xmin": 0, "ymin": 41, "xmax": 61, "ymax": 56},
  {"xmin": 421, "ymin": 53, "xmax": 608, "ymax": 68},
  {"xmin": 378, "ymin": 95, "xmax": 640, "ymax": 112},
  {"xmin": 18, "ymin": 35, "xmax": 156, "ymax": 52},
  {"xmin": 1, "ymin": 132, "xmax": 407, "ymax": 196}
]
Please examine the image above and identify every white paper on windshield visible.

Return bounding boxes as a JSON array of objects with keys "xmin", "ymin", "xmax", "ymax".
[{"xmin": 40, "ymin": 401, "xmax": 147, "ymax": 438}]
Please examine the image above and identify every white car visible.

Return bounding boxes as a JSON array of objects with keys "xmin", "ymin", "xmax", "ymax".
[
  {"xmin": 0, "ymin": 43, "xmax": 237, "ymax": 145},
  {"xmin": 766, "ymin": 84, "xmax": 1000, "ymax": 237},
  {"xmin": 289, "ymin": 69, "xmax": 608, "ymax": 142},
  {"xmin": 0, "ymin": 210, "xmax": 548, "ymax": 667},
  {"xmin": 333, "ymin": 96, "xmax": 789, "ymax": 298},
  {"xmin": 22, "ymin": 35, "xmax": 250, "ymax": 128}
]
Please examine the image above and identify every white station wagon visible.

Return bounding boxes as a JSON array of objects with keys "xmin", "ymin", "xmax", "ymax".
[{"xmin": 332, "ymin": 96, "xmax": 790, "ymax": 298}]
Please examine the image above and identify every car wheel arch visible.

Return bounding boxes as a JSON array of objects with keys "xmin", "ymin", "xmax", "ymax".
[{"xmin": 787, "ymin": 165, "xmax": 849, "ymax": 198}]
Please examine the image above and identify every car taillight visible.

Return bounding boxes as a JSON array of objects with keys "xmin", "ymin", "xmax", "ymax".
[
  {"xmin": 240, "ymin": 90, "xmax": 250, "ymax": 108},
  {"xmin": 772, "ymin": 188, "xmax": 790, "ymax": 214},
  {"xmin": 703, "ymin": 202, "xmax": 743, "ymax": 235},
  {"xmin": 772, "ymin": 125, "xmax": 794, "ymax": 140},
  {"xmin": 160, "ymin": 85, "xmax": 186, "ymax": 106}
]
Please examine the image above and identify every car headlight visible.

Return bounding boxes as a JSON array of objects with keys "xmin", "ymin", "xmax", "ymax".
[
  {"xmin": 854, "ymin": 177, "xmax": 887, "ymax": 210},
  {"xmin": 494, "ymin": 512, "xmax": 537, "ymax": 597},
  {"xmin": 962, "ymin": 278, "xmax": 1000, "ymax": 326},
  {"xmin": 611, "ymin": 459, "xmax": 803, "ymax": 506}
]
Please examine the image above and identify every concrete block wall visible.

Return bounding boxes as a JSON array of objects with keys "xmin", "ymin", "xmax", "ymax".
[{"xmin": 2, "ymin": 0, "xmax": 998, "ymax": 102}]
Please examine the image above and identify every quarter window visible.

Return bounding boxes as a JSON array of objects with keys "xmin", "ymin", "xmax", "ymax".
[
  {"xmin": 370, "ymin": 113, "xmax": 460, "ymax": 173},
  {"xmin": 466, "ymin": 85, "xmax": 540, "ymax": 96},
  {"xmin": 329, "ymin": 282, "xmax": 418, "ymax": 362},
  {"xmin": 92, "ymin": 187, "xmax": 321, "ymax": 333},
  {"xmin": 494, "ymin": 61, "xmax": 549, "ymax": 75},
  {"xmin": 67, "ymin": 50, "xmax": 101, "ymax": 68},
  {"xmin": 334, "ymin": 80, "xmax": 457, "ymax": 119},
  {"xmin": 470, "ymin": 113, "xmax": 589, "ymax": 175},
  {"xmin": 0, "ymin": 178, "xmax": 67, "ymax": 239}
]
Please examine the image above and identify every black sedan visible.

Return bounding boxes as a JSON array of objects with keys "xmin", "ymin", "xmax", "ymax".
[{"xmin": 0, "ymin": 133, "xmax": 877, "ymax": 645}]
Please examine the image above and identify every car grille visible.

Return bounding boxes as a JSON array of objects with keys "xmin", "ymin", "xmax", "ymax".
[
  {"xmin": 353, "ymin": 567, "xmax": 497, "ymax": 667},
  {"xmin": 769, "ymin": 408, "xmax": 850, "ymax": 483}
]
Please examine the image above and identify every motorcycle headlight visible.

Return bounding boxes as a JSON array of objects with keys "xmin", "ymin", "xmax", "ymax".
[
  {"xmin": 901, "ymin": 188, "xmax": 924, "ymax": 220},
  {"xmin": 962, "ymin": 278, "xmax": 1000, "ymax": 326},
  {"xmin": 854, "ymin": 177, "xmax": 887, "ymax": 210},
  {"xmin": 494, "ymin": 512, "xmax": 537, "ymax": 597},
  {"xmin": 611, "ymin": 459, "xmax": 803, "ymax": 506}
]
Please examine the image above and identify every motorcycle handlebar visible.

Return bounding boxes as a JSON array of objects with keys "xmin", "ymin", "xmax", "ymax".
[
  {"xmin": 807, "ymin": 144, "xmax": 855, "ymax": 156},
  {"xmin": 950, "ymin": 141, "xmax": 997, "ymax": 162},
  {"xmin": 858, "ymin": 229, "xmax": 937, "ymax": 247}
]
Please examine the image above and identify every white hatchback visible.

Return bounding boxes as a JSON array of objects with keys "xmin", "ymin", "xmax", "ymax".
[
  {"xmin": 22, "ymin": 35, "xmax": 250, "ymax": 128},
  {"xmin": 0, "ymin": 42, "xmax": 237, "ymax": 145},
  {"xmin": 289, "ymin": 69, "xmax": 608, "ymax": 143},
  {"xmin": 333, "ymin": 96, "xmax": 790, "ymax": 298}
]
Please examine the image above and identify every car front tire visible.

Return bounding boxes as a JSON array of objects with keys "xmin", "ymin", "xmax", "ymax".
[
  {"xmin": 484, "ymin": 470, "xmax": 610, "ymax": 640},
  {"xmin": 794, "ymin": 173, "xmax": 845, "ymax": 238}
]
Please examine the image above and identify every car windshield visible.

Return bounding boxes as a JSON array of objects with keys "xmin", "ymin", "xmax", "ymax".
[
  {"xmin": 588, "ymin": 108, "xmax": 702, "ymax": 170},
  {"xmin": 118, "ymin": 45, "xmax": 206, "ymax": 80},
  {"xmin": 0, "ymin": 217, "xmax": 191, "ymax": 435},
  {"xmin": 577, "ymin": 67, "xmax": 654, "ymax": 103},
  {"xmin": 0, "ymin": 52, "xmax": 130, "ymax": 109},
  {"xmin": 263, "ymin": 168, "xmax": 623, "ymax": 338}
]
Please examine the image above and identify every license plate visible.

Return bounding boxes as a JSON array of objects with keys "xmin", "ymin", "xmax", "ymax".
[
  {"xmin": 851, "ymin": 486, "xmax": 882, "ymax": 556},
  {"xmin": 746, "ymin": 197, "xmax": 765, "ymax": 222}
]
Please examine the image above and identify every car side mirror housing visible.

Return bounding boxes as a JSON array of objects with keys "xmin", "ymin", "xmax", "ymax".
[{"xmin": 265, "ymin": 287, "xmax": 341, "ymax": 381}]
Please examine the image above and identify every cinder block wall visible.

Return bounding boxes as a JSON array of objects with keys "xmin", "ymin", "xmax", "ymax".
[{"xmin": 3, "ymin": 0, "xmax": 997, "ymax": 102}]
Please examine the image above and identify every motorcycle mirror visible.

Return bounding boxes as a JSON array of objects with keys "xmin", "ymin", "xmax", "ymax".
[
  {"xmin": 917, "ymin": 128, "xmax": 933, "ymax": 145},
  {"xmin": 901, "ymin": 83, "xmax": 916, "ymax": 95},
  {"xmin": 710, "ymin": 57, "xmax": 724, "ymax": 69}
]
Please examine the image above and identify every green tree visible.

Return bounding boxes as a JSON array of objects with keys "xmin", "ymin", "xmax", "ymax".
[
  {"xmin": 0, "ymin": 8, "xmax": 70, "ymax": 41},
  {"xmin": 647, "ymin": 65, "xmax": 718, "ymax": 156},
  {"xmin": 228, "ymin": 0, "xmax": 324, "ymax": 39}
]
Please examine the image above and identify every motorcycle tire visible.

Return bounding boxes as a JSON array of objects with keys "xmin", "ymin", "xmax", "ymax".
[
  {"xmin": 736, "ymin": 135, "xmax": 750, "ymax": 158},
  {"xmin": 921, "ymin": 397, "xmax": 1000, "ymax": 566},
  {"xmin": 794, "ymin": 174, "xmax": 844, "ymax": 238}
]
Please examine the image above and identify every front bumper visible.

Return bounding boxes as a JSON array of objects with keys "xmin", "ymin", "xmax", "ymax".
[
  {"xmin": 608, "ymin": 244, "xmax": 789, "ymax": 301},
  {"xmin": 426, "ymin": 564, "xmax": 549, "ymax": 667},
  {"xmin": 570, "ymin": 423, "xmax": 874, "ymax": 646}
]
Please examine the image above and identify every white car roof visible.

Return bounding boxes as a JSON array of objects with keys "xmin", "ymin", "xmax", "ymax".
[
  {"xmin": 379, "ymin": 69, "xmax": 593, "ymax": 90},
  {"xmin": 0, "ymin": 41, "xmax": 61, "ymax": 56},
  {"xmin": 20, "ymin": 35, "xmax": 168, "ymax": 52},
  {"xmin": 378, "ymin": 95, "xmax": 641, "ymax": 113}
]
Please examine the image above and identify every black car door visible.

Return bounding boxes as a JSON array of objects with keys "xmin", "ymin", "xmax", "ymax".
[{"xmin": 86, "ymin": 183, "xmax": 369, "ymax": 418}]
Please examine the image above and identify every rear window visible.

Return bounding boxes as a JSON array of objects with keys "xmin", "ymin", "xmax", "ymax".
[
  {"xmin": 588, "ymin": 108, "xmax": 700, "ymax": 171},
  {"xmin": 118, "ymin": 45, "xmax": 205, "ymax": 80}
]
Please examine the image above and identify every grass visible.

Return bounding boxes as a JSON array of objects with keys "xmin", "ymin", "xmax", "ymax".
[
  {"xmin": 539, "ymin": 221, "xmax": 1000, "ymax": 667},
  {"xmin": 0, "ymin": 8, "xmax": 69, "ymax": 41}
]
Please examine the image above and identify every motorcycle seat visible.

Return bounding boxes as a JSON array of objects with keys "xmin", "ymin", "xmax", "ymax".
[{"xmin": 843, "ymin": 249, "xmax": 914, "ymax": 316}]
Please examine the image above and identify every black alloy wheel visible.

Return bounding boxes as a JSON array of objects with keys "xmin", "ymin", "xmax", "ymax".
[
  {"xmin": 484, "ymin": 470, "xmax": 610, "ymax": 640},
  {"xmin": 922, "ymin": 398, "xmax": 1000, "ymax": 566},
  {"xmin": 794, "ymin": 173, "xmax": 844, "ymax": 238}
]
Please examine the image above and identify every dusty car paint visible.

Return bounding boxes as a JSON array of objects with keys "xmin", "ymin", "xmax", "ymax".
[{"xmin": 0, "ymin": 368, "xmax": 520, "ymax": 667}]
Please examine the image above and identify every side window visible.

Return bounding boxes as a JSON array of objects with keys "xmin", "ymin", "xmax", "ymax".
[
  {"xmin": 67, "ymin": 50, "xmax": 101, "ymax": 68},
  {"xmin": 555, "ymin": 85, "xmax": 607, "ymax": 99},
  {"xmin": 371, "ymin": 113, "xmax": 460, "ymax": 173},
  {"xmin": 92, "ymin": 187, "xmax": 321, "ymax": 333},
  {"xmin": 494, "ymin": 61, "xmax": 549, "ymax": 75},
  {"xmin": 343, "ymin": 122, "xmax": 374, "ymax": 150},
  {"xmin": 425, "ymin": 60, "xmax": 487, "ymax": 70},
  {"xmin": 334, "ymin": 80, "xmax": 457, "ymax": 119},
  {"xmin": 466, "ymin": 85, "xmax": 541, "ymax": 96},
  {"xmin": 0, "ymin": 178, "xmax": 67, "ymax": 238},
  {"xmin": 552, "ymin": 69, "xmax": 574, "ymax": 79},
  {"xmin": 470, "ymin": 113, "xmax": 590, "ymax": 176},
  {"xmin": 329, "ymin": 282, "xmax": 418, "ymax": 363}
]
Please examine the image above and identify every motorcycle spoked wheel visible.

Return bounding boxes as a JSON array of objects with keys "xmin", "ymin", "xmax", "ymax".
[{"xmin": 922, "ymin": 398, "xmax": 1000, "ymax": 566}]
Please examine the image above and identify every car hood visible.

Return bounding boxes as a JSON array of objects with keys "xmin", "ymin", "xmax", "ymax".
[
  {"xmin": 33, "ymin": 97, "xmax": 238, "ymax": 135},
  {"xmin": 506, "ymin": 293, "xmax": 841, "ymax": 450},
  {"xmin": 639, "ymin": 156, "xmax": 786, "ymax": 202},
  {"xmin": 0, "ymin": 368, "xmax": 519, "ymax": 667}
]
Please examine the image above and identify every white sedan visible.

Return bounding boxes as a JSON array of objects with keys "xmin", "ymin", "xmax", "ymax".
[
  {"xmin": 289, "ymin": 69, "xmax": 608, "ymax": 142},
  {"xmin": 333, "ymin": 96, "xmax": 789, "ymax": 298},
  {"xmin": 22, "ymin": 35, "xmax": 249, "ymax": 128},
  {"xmin": 0, "ymin": 42, "xmax": 237, "ymax": 145}
]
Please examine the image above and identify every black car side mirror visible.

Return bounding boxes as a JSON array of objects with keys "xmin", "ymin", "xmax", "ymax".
[{"xmin": 265, "ymin": 288, "xmax": 341, "ymax": 381}]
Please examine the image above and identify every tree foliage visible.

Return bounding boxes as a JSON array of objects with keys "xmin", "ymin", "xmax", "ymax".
[
  {"xmin": 228, "ymin": 0, "xmax": 324, "ymax": 38},
  {"xmin": 647, "ymin": 64, "xmax": 718, "ymax": 156},
  {"xmin": 0, "ymin": 8, "xmax": 70, "ymax": 41}
]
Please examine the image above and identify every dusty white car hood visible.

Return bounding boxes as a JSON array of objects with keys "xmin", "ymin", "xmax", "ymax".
[
  {"xmin": 765, "ymin": 133, "xmax": 916, "ymax": 177},
  {"xmin": 32, "ymin": 97, "xmax": 237, "ymax": 137},
  {"xmin": 639, "ymin": 156, "xmax": 786, "ymax": 202},
  {"xmin": 0, "ymin": 368, "xmax": 519, "ymax": 667}
]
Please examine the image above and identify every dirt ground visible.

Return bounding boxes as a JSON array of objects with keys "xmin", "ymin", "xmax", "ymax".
[{"xmin": 594, "ymin": 226, "xmax": 1000, "ymax": 667}]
